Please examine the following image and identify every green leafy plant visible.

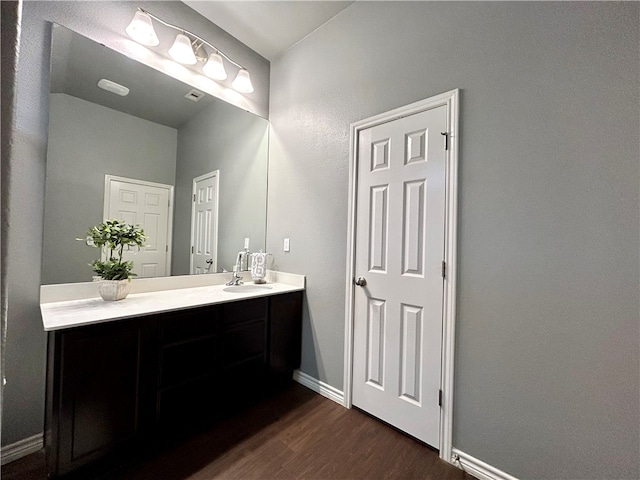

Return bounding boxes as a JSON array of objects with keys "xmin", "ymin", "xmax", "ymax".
[{"xmin": 78, "ymin": 220, "xmax": 147, "ymax": 281}]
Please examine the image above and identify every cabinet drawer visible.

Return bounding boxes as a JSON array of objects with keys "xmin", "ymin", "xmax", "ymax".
[
  {"xmin": 221, "ymin": 298, "xmax": 267, "ymax": 326},
  {"xmin": 160, "ymin": 336, "xmax": 217, "ymax": 388},
  {"xmin": 159, "ymin": 306, "xmax": 218, "ymax": 345},
  {"xmin": 219, "ymin": 319, "xmax": 266, "ymax": 368}
]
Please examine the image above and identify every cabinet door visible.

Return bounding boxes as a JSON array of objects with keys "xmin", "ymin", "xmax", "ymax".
[
  {"xmin": 54, "ymin": 319, "xmax": 154, "ymax": 477},
  {"xmin": 269, "ymin": 292, "xmax": 303, "ymax": 376}
]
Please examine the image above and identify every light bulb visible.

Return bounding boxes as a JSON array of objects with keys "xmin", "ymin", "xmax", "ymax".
[
  {"xmin": 125, "ymin": 11, "xmax": 159, "ymax": 47},
  {"xmin": 202, "ymin": 52, "xmax": 227, "ymax": 80},
  {"xmin": 168, "ymin": 33, "xmax": 197, "ymax": 65},
  {"xmin": 232, "ymin": 68, "xmax": 254, "ymax": 94}
]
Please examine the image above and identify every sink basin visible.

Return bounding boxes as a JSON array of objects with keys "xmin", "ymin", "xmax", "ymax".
[{"xmin": 223, "ymin": 284, "xmax": 273, "ymax": 293}]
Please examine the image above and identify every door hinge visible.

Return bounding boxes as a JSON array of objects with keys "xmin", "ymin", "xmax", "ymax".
[
  {"xmin": 441, "ymin": 131, "xmax": 449, "ymax": 150},
  {"xmin": 193, "ymin": 194, "xmax": 196, "ymax": 202},
  {"xmin": 438, "ymin": 389, "xmax": 443, "ymax": 407},
  {"xmin": 441, "ymin": 261, "xmax": 446, "ymax": 279},
  {"xmin": 166, "ymin": 245, "xmax": 168, "ymax": 252},
  {"xmin": 191, "ymin": 246, "xmax": 194, "ymax": 254}
]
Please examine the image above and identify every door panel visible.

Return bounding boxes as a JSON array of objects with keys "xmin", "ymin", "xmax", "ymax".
[
  {"xmin": 352, "ymin": 105, "xmax": 447, "ymax": 448},
  {"xmin": 369, "ymin": 185, "xmax": 389, "ymax": 272},
  {"xmin": 366, "ymin": 297, "xmax": 385, "ymax": 388}
]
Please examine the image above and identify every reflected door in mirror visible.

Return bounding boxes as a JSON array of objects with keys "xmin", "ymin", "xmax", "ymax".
[
  {"xmin": 190, "ymin": 171, "xmax": 219, "ymax": 274},
  {"xmin": 105, "ymin": 175, "xmax": 174, "ymax": 278}
]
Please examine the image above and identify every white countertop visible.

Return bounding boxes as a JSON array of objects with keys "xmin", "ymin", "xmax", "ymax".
[{"xmin": 40, "ymin": 271, "xmax": 305, "ymax": 331}]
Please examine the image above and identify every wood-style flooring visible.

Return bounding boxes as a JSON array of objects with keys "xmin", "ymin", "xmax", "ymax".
[{"xmin": 2, "ymin": 383, "xmax": 476, "ymax": 480}]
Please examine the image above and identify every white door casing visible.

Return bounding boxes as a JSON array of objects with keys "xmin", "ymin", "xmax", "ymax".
[
  {"xmin": 190, "ymin": 171, "xmax": 219, "ymax": 274},
  {"xmin": 345, "ymin": 90, "xmax": 459, "ymax": 462},
  {"xmin": 104, "ymin": 175, "xmax": 174, "ymax": 278}
]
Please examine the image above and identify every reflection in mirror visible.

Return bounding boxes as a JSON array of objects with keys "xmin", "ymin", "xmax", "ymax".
[{"xmin": 42, "ymin": 24, "xmax": 268, "ymax": 285}]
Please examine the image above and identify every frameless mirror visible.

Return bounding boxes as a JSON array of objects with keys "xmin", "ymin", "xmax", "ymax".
[{"xmin": 42, "ymin": 24, "xmax": 268, "ymax": 284}]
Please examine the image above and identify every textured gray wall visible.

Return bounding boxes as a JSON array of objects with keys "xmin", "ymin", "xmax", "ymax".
[
  {"xmin": 3, "ymin": 0, "xmax": 268, "ymax": 447},
  {"xmin": 43, "ymin": 94, "xmax": 177, "ymax": 284},
  {"xmin": 1, "ymin": 0, "xmax": 21, "ymax": 431},
  {"xmin": 172, "ymin": 101, "xmax": 268, "ymax": 275},
  {"xmin": 267, "ymin": 2, "xmax": 639, "ymax": 479}
]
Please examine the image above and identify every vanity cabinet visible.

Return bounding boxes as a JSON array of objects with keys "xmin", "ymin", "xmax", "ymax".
[
  {"xmin": 45, "ymin": 317, "xmax": 157, "ymax": 478},
  {"xmin": 45, "ymin": 291, "xmax": 303, "ymax": 479}
]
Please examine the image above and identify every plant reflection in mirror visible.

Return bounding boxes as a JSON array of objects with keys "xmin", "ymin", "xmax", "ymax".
[{"xmin": 78, "ymin": 220, "xmax": 147, "ymax": 280}]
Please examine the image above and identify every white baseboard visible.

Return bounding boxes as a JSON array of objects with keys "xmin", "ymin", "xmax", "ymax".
[
  {"xmin": 451, "ymin": 448, "xmax": 518, "ymax": 480},
  {"xmin": 1, "ymin": 433, "xmax": 44, "ymax": 465},
  {"xmin": 293, "ymin": 370, "xmax": 345, "ymax": 406}
]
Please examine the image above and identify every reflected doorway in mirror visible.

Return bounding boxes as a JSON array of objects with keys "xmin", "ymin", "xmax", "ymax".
[
  {"xmin": 104, "ymin": 175, "xmax": 174, "ymax": 278},
  {"xmin": 190, "ymin": 171, "xmax": 220, "ymax": 274}
]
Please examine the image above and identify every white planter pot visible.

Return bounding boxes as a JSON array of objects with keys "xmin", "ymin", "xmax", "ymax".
[{"xmin": 98, "ymin": 279, "xmax": 132, "ymax": 301}]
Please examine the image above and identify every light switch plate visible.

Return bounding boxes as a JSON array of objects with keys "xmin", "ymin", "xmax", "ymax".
[{"xmin": 284, "ymin": 238, "xmax": 290, "ymax": 252}]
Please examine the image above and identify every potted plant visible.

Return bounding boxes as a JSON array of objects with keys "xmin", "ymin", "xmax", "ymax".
[{"xmin": 78, "ymin": 219, "xmax": 147, "ymax": 301}]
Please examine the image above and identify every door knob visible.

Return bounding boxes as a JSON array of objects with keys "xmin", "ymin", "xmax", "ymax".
[
  {"xmin": 205, "ymin": 259, "xmax": 213, "ymax": 265},
  {"xmin": 354, "ymin": 277, "xmax": 367, "ymax": 287}
]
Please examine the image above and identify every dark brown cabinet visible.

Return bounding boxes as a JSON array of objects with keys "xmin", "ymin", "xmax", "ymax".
[
  {"xmin": 45, "ymin": 317, "xmax": 156, "ymax": 478},
  {"xmin": 156, "ymin": 305, "xmax": 221, "ymax": 433},
  {"xmin": 269, "ymin": 291, "xmax": 303, "ymax": 380},
  {"xmin": 45, "ymin": 291, "xmax": 302, "ymax": 478}
]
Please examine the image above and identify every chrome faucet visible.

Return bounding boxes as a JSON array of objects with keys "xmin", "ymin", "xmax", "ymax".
[{"xmin": 225, "ymin": 251, "xmax": 244, "ymax": 286}]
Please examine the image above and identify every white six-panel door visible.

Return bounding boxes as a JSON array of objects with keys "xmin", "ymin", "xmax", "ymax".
[
  {"xmin": 190, "ymin": 171, "xmax": 219, "ymax": 274},
  {"xmin": 104, "ymin": 175, "xmax": 173, "ymax": 278},
  {"xmin": 352, "ymin": 105, "xmax": 447, "ymax": 448}
]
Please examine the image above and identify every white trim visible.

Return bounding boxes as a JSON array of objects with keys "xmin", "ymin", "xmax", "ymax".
[
  {"xmin": 0, "ymin": 433, "xmax": 43, "ymax": 465},
  {"xmin": 189, "ymin": 170, "xmax": 220, "ymax": 274},
  {"xmin": 439, "ymin": 89, "xmax": 460, "ymax": 462},
  {"xmin": 451, "ymin": 449, "xmax": 519, "ymax": 480},
  {"xmin": 293, "ymin": 370, "xmax": 345, "ymax": 406},
  {"xmin": 343, "ymin": 89, "xmax": 460, "ymax": 463},
  {"xmin": 103, "ymin": 174, "xmax": 175, "ymax": 276}
]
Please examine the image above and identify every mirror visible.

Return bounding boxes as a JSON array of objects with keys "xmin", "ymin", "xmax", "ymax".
[{"xmin": 42, "ymin": 25, "xmax": 268, "ymax": 284}]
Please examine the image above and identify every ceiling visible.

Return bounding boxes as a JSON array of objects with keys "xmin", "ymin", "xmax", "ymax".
[{"xmin": 181, "ymin": 1, "xmax": 354, "ymax": 61}]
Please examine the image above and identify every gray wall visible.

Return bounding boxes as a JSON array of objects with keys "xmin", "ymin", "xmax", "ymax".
[
  {"xmin": 43, "ymin": 94, "xmax": 177, "ymax": 284},
  {"xmin": 172, "ymin": 101, "xmax": 269, "ymax": 275},
  {"xmin": 1, "ymin": 0, "xmax": 21, "ymax": 431},
  {"xmin": 3, "ymin": 0, "xmax": 268, "ymax": 447},
  {"xmin": 267, "ymin": 2, "xmax": 639, "ymax": 479}
]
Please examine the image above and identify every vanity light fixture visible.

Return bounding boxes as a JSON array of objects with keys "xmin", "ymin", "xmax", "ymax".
[
  {"xmin": 125, "ymin": 10, "xmax": 159, "ymax": 46},
  {"xmin": 201, "ymin": 52, "xmax": 227, "ymax": 80},
  {"xmin": 125, "ymin": 8, "xmax": 254, "ymax": 94},
  {"xmin": 232, "ymin": 68, "xmax": 254, "ymax": 94},
  {"xmin": 168, "ymin": 33, "xmax": 198, "ymax": 65}
]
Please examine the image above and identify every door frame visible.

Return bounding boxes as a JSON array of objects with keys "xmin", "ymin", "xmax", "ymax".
[
  {"xmin": 189, "ymin": 170, "xmax": 220, "ymax": 274},
  {"xmin": 343, "ymin": 89, "xmax": 459, "ymax": 463},
  {"xmin": 103, "ymin": 174, "xmax": 174, "ymax": 275}
]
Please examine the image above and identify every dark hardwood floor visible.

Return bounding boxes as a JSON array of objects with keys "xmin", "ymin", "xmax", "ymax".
[{"xmin": 2, "ymin": 383, "xmax": 475, "ymax": 480}]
